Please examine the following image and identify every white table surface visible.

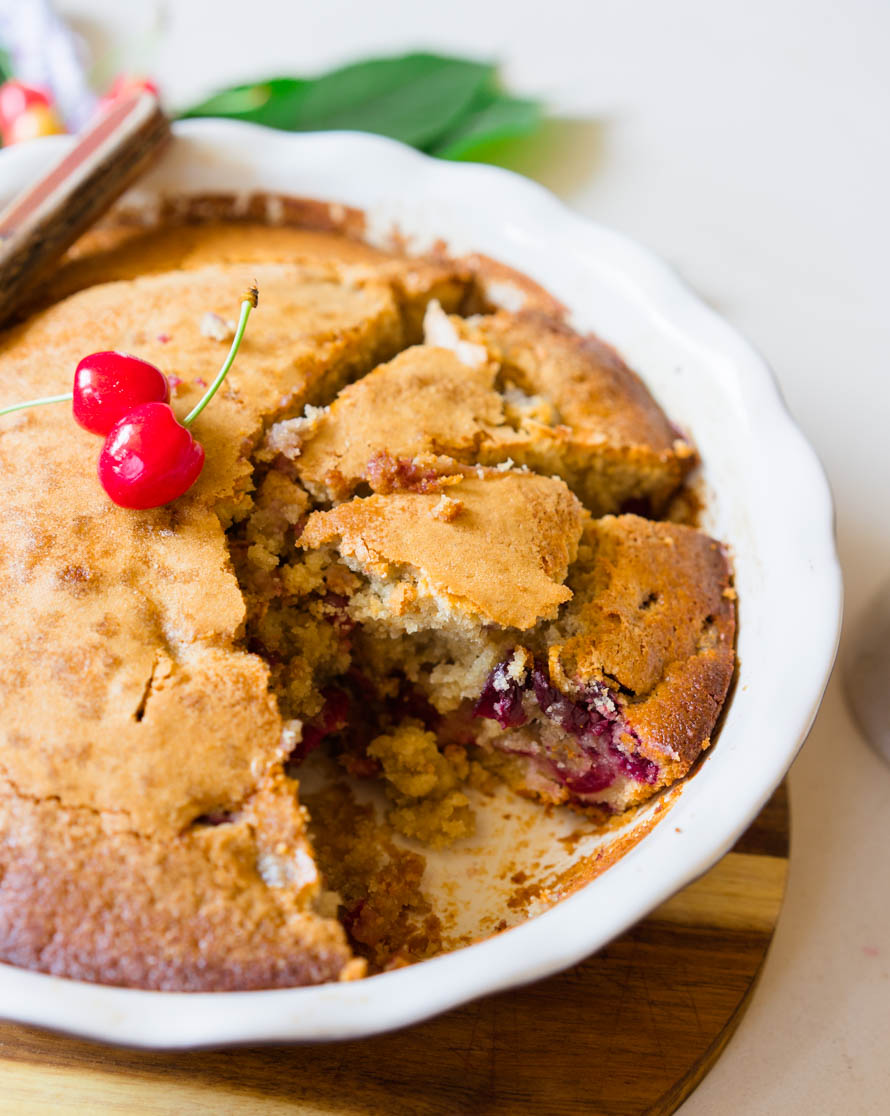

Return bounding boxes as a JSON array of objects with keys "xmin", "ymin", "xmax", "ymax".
[{"xmin": 52, "ymin": 0, "xmax": 890, "ymax": 1110}]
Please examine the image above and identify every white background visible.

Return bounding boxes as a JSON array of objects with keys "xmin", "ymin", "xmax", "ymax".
[{"xmin": 54, "ymin": 1, "xmax": 890, "ymax": 1110}]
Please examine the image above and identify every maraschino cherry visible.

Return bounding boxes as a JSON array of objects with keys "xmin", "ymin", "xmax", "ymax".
[
  {"xmin": 0, "ymin": 286, "xmax": 258, "ymax": 510},
  {"xmin": 73, "ymin": 351, "xmax": 170, "ymax": 434},
  {"xmin": 98, "ymin": 401, "xmax": 205, "ymax": 509},
  {"xmin": 0, "ymin": 350, "xmax": 169, "ymax": 430}
]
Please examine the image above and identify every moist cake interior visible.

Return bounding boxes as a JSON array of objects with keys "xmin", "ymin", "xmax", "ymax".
[{"xmin": 0, "ymin": 203, "xmax": 735, "ymax": 987}]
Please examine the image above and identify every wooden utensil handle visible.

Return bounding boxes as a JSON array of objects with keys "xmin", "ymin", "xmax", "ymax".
[{"xmin": 0, "ymin": 91, "xmax": 170, "ymax": 327}]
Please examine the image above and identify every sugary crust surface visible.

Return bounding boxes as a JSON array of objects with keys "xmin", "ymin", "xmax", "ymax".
[
  {"xmin": 0, "ymin": 206, "xmax": 735, "ymax": 989},
  {"xmin": 293, "ymin": 345, "xmax": 504, "ymax": 500},
  {"xmin": 300, "ymin": 472, "xmax": 585, "ymax": 629},
  {"xmin": 465, "ymin": 311, "xmax": 679, "ymax": 450},
  {"xmin": 50, "ymin": 212, "xmax": 689, "ymax": 518},
  {"xmin": 41, "ymin": 221, "xmax": 470, "ymax": 344},
  {"xmin": 286, "ymin": 308, "xmax": 694, "ymax": 517},
  {"xmin": 553, "ymin": 516, "xmax": 734, "ymax": 695},
  {"xmin": 460, "ymin": 310, "xmax": 695, "ymax": 514},
  {"xmin": 0, "ymin": 264, "xmax": 401, "ymax": 829},
  {"xmin": 0, "ymin": 771, "xmax": 354, "ymax": 990}
]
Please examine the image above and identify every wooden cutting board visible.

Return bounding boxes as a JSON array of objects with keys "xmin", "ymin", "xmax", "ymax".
[{"xmin": 0, "ymin": 783, "xmax": 789, "ymax": 1115}]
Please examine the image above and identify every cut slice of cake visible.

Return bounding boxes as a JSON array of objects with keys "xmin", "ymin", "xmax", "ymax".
[
  {"xmin": 470, "ymin": 514, "xmax": 736, "ymax": 812},
  {"xmin": 270, "ymin": 303, "xmax": 695, "ymax": 515},
  {"xmin": 279, "ymin": 345, "xmax": 503, "ymax": 502},
  {"xmin": 295, "ymin": 469, "xmax": 734, "ymax": 814},
  {"xmin": 453, "ymin": 308, "xmax": 696, "ymax": 516}
]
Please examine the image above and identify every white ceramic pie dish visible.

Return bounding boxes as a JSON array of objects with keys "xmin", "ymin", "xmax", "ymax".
[{"xmin": 0, "ymin": 120, "xmax": 841, "ymax": 1047}]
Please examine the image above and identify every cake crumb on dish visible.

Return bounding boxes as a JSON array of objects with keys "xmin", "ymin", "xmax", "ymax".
[{"xmin": 368, "ymin": 722, "xmax": 475, "ymax": 847}]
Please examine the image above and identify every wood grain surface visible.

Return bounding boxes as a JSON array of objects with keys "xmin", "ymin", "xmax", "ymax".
[
  {"xmin": 0, "ymin": 91, "xmax": 169, "ymax": 328},
  {"xmin": 0, "ymin": 783, "xmax": 789, "ymax": 1116}
]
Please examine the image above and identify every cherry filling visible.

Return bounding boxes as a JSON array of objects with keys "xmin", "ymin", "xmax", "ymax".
[
  {"xmin": 365, "ymin": 452, "xmax": 443, "ymax": 494},
  {"xmin": 473, "ymin": 660, "xmax": 529, "ymax": 728},
  {"xmin": 474, "ymin": 655, "xmax": 659, "ymax": 797},
  {"xmin": 290, "ymin": 670, "xmax": 442, "ymax": 774},
  {"xmin": 283, "ymin": 603, "xmax": 658, "ymax": 803},
  {"xmin": 292, "ymin": 687, "xmax": 352, "ymax": 763},
  {"xmin": 290, "ymin": 648, "xmax": 659, "ymax": 801}
]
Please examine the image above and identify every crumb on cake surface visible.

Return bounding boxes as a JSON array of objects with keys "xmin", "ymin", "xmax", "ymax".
[{"xmin": 0, "ymin": 205, "xmax": 735, "ymax": 990}]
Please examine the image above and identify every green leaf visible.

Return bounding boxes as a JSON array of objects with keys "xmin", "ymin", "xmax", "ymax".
[
  {"xmin": 179, "ymin": 53, "xmax": 497, "ymax": 149},
  {"xmin": 430, "ymin": 93, "xmax": 543, "ymax": 160},
  {"xmin": 287, "ymin": 53, "xmax": 495, "ymax": 147},
  {"xmin": 177, "ymin": 53, "xmax": 544, "ymax": 163},
  {"xmin": 180, "ymin": 77, "xmax": 310, "ymax": 130}
]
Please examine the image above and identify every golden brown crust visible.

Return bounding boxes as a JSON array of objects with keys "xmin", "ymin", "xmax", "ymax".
[
  {"xmin": 0, "ymin": 202, "xmax": 735, "ymax": 988},
  {"xmin": 285, "ymin": 310, "xmax": 694, "ymax": 517},
  {"xmin": 0, "ymin": 264, "xmax": 403, "ymax": 831},
  {"xmin": 450, "ymin": 251, "xmax": 568, "ymax": 318},
  {"xmin": 300, "ymin": 472, "xmax": 584, "ymax": 630},
  {"xmin": 39, "ymin": 218, "xmax": 471, "ymax": 344},
  {"xmin": 468, "ymin": 311, "xmax": 679, "ymax": 450},
  {"xmin": 293, "ymin": 346, "xmax": 504, "ymax": 499},
  {"xmin": 0, "ymin": 772, "xmax": 354, "ymax": 990},
  {"xmin": 625, "ymin": 648, "xmax": 734, "ymax": 779},
  {"xmin": 553, "ymin": 515, "xmax": 734, "ymax": 696},
  {"xmin": 461, "ymin": 310, "xmax": 696, "ymax": 515}
]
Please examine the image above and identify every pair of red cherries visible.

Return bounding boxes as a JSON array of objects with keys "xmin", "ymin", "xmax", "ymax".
[
  {"xmin": 1, "ymin": 287, "xmax": 257, "ymax": 509},
  {"xmin": 74, "ymin": 352, "xmax": 205, "ymax": 508}
]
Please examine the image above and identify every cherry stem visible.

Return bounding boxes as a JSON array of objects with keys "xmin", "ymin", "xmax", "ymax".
[
  {"xmin": 183, "ymin": 286, "xmax": 258, "ymax": 427},
  {"xmin": 0, "ymin": 391, "xmax": 73, "ymax": 419}
]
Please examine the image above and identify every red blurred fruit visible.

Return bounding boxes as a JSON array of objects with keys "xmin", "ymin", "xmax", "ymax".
[
  {"xmin": 0, "ymin": 80, "xmax": 51, "ymax": 128},
  {"xmin": 0, "ymin": 81, "xmax": 64, "ymax": 145},
  {"xmin": 5, "ymin": 105, "xmax": 65, "ymax": 143}
]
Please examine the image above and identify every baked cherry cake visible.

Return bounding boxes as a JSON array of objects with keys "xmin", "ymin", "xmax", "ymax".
[{"xmin": 0, "ymin": 199, "xmax": 734, "ymax": 990}]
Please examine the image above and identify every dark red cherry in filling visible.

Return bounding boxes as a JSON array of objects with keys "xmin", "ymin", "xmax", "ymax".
[
  {"xmin": 73, "ymin": 351, "xmax": 170, "ymax": 435},
  {"xmin": 98, "ymin": 402, "xmax": 204, "ymax": 509},
  {"xmin": 474, "ymin": 661, "xmax": 528, "ymax": 728}
]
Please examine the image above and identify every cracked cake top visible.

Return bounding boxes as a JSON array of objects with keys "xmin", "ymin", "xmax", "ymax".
[
  {"xmin": 0, "ymin": 263, "xmax": 407, "ymax": 829},
  {"xmin": 275, "ymin": 302, "xmax": 696, "ymax": 515}
]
